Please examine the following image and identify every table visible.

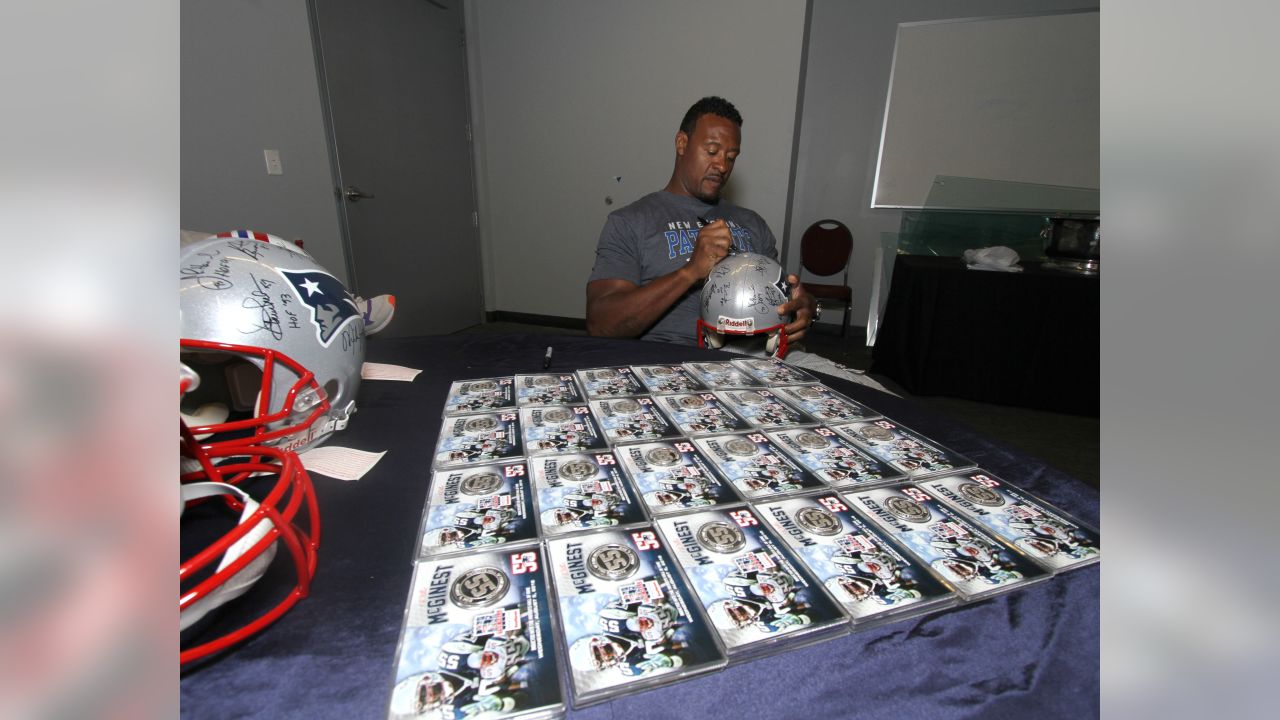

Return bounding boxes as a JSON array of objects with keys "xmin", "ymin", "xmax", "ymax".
[
  {"xmin": 180, "ymin": 333, "xmax": 1099, "ymax": 719},
  {"xmin": 871, "ymin": 255, "xmax": 1099, "ymax": 416}
]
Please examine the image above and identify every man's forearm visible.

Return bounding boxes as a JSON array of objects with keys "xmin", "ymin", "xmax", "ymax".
[{"xmin": 586, "ymin": 267, "xmax": 699, "ymax": 338}]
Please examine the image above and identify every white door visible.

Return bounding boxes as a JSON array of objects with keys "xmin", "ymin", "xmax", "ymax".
[{"xmin": 312, "ymin": 0, "xmax": 483, "ymax": 337}]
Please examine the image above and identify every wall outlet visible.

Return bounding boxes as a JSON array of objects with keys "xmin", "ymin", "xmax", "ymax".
[{"xmin": 264, "ymin": 149, "xmax": 283, "ymax": 175}]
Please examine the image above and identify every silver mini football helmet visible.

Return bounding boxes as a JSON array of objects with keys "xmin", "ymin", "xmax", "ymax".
[
  {"xmin": 180, "ymin": 234, "xmax": 365, "ymax": 453},
  {"xmin": 697, "ymin": 252, "xmax": 793, "ymax": 358}
]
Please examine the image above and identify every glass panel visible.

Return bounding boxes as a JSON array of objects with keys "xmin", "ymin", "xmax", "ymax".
[
  {"xmin": 867, "ymin": 175, "xmax": 1101, "ymax": 346},
  {"xmin": 922, "ymin": 175, "xmax": 1099, "ymax": 215},
  {"xmin": 896, "ymin": 210, "xmax": 1049, "ymax": 260},
  {"xmin": 865, "ymin": 232, "xmax": 901, "ymax": 347}
]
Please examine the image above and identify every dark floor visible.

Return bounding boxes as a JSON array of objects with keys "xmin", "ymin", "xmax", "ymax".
[{"xmin": 454, "ymin": 321, "xmax": 1099, "ymax": 489}]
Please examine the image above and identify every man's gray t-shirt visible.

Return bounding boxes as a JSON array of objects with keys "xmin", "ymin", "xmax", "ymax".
[{"xmin": 588, "ymin": 190, "xmax": 779, "ymax": 345}]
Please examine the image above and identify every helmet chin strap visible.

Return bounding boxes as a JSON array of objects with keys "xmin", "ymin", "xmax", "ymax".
[
  {"xmin": 765, "ymin": 333, "xmax": 779, "ymax": 355},
  {"xmin": 697, "ymin": 318, "xmax": 788, "ymax": 358},
  {"xmin": 179, "ymin": 482, "xmax": 277, "ymax": 631},
  {"xmin": 768, "ymin": 330, "xmax": 789, "ymax": 359},
  {"xmin": 180, "ymin": 403, "xmax": 230, "ymax": 440}
]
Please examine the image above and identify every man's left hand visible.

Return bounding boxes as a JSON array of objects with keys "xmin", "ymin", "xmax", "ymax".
[{"xmin": 777, "ymin": 274, "xmax": 818, "ymax": 346}]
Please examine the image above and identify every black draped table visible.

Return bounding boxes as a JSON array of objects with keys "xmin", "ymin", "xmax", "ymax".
[
  {"xmin": 871, "ymin": 255, "xmax": 1100, "ymax": 416},
  {"xmin": 180, "ymin": 333, "xmax": 1099, "ymax": 719}
]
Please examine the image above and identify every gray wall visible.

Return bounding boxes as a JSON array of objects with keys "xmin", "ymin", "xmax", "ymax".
[
  {"xmin": 788, "ymin": 0, "xmax": 1097, "ymax": 328},
  {"xmin": 179, "ymin": 0, "xmax": 1094, "ymax": 326},
  {"xmin": 180, "ymin": 0, "xmax": 346, "ymax": 283},
  {"xmin": 466, "ymin": 0, "xmax": 808, "ymax": 319}
]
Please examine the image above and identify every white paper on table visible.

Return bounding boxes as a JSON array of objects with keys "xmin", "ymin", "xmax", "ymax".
[
  {"xmin": 298, "ymin": 446, "xmax": 386, "ymax": 481},
  {"xmin": 361, "ymin": 362, "xmax": 422, "ymax": 381}
]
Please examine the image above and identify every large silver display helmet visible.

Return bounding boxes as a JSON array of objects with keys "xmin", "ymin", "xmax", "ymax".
[
  {"xmin": 180, "ymin": 234, "xmax": 365, "ymax": 454},
  {"xmin": 697, "ymin": 252, "xmax": 794, "ymax": 358},
  {"xmin": 210, "ymin": 229, "xmax": 316, "ymax": 259}
]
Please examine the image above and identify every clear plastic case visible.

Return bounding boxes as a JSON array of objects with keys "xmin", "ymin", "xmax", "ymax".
[
  {"xmin": 842, "ymin": 484, "xmax": 1050, "ymax": 601},
  {"xmin": 520, "ymin": 406, "xmax": 608, "ymax": 457},
  {"xmin": 441, "ymin": 376, "xmax": 518, "ymax": 417},
  {"xmin": 680, "ymin": 361, "xmax": 762, "ymax": 390},
  {"xmin": 545, "ymin": 527, "xmax": 727, "ymax": 707},
  {"xmin": 513, "ymin": 373, "xmax": 585, "ymax": 407},
  {"xmin": 649, "ymin": 392, "xmax": 751, "ymax": 437},
  {"xmin": 713, "ymin": 388, "xmax": 817, "ymax": 430},
  {"xmin": 432, "ymin": 412, "xmax": 524, "ymax": 470},
  {"xmin": 918, "ymin": 470, "xmax": 1100, "ymax": 573},
  {"xmin": 629, "ymin": 364, "xmax": 708, "ymax": 395},
  {"xmin": 692, "ymin": 432, "xmax": 826, "ymax": 500},
  {"xmin": 528, "ymin": 450, "xmax": 648, "ymax": 538},
  {"xmin": 831, "ymin": 418, "xmax": 976, "ymax": 480},
  {"xmin": 587, "ymin": 396, "xmax": 680, "ymax": 446},
  {"xmin": 755, "ymin": 493, "xmax": 959, "ymax": 628},
  {"xmin": 386, "ymin": 548, "xmax": 565, "ymax": 720},
  {"xmin": 416, "ymin": 461, "xmax": 540, "ymax": 561},
  {"xmin": 573, "ymin": 366, "xmax": 647, "ymax": 399},
  {"xmin": 613, "ymin": 439, "xmax": 741, "ymax": 517},
  {"xmin": 770, "ymin": 383, "xmax": 883, "ymax": 424},
  {"xmin": 654, "ymin": 506, "xmax": 849, "ymax": 661},
  {"xmin": 728, "ymin": 357, "xmax": 820, "ymax": 386},
  {"xmin": 765, "ymin": 425, "xmax": 907, "ymax": 490}
]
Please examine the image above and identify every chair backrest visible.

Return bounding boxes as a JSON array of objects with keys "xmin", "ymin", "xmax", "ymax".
[{"xmin": 799, "ymin": 219, "xmax": 853, "ymax": 279}]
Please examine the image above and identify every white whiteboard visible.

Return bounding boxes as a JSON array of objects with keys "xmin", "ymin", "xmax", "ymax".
[{"xmin": 872, "ymin": 10, "xmax": 1099, "ymax": 211}]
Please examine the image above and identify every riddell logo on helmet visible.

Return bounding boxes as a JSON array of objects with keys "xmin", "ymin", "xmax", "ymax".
[
  {"xmin": 718, "ymin": 316, "xmax": 754, "ymax": 332},
  {"xmin": 280, "ymin": 424, "xmax": 319, "ymax": 453}
]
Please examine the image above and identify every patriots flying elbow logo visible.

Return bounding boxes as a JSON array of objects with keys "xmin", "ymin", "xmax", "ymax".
[
  {"xmin": 776, "ymin": 275, "xmax": 792, "ymax": 298},
  {"xmin": 280, "ymin": 269, "xmax": 360, "ymax": 345}
]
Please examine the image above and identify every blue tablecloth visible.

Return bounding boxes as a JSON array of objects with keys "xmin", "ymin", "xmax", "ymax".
[{"xmin": 180, "ymin": 333, "xmax": 1098, "ymax": 718}]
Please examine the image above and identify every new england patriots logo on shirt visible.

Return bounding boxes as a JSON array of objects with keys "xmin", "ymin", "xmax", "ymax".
[{"xmin": 280, "ymin": 269, "xmax": 360, "ymax": 346}]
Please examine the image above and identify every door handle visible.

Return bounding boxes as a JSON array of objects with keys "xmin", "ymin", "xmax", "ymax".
[{"xmin": 343, "ymin": 185, "xmax": 375, "ymax": 202}]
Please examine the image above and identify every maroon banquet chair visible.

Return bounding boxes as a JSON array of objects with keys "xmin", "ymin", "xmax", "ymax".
[{"xmin": 798, "ymin": 219, "xmax": 854, "ymax": 337}]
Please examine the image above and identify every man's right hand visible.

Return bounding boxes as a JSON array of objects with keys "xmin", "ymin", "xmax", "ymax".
[
  {"xmin": 686, "ymin": 219, "xmax": 735, "ymax": 279},
  {"xmin": 587, "ymin": 219, "xmax": 736, "ymax": 338}
]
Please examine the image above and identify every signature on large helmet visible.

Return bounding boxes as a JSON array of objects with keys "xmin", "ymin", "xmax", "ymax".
[{"xmin": 696, "ymin": 252, "xmax": 793, "ymax": 358}]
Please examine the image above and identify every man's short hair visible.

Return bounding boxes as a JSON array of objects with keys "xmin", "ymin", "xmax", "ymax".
[{"xmin": 679, "ymin": 96, "xmax": 743, "ymax": 136}]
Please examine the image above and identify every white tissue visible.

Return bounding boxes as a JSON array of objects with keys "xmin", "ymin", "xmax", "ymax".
[{"xmin": 963, "ymin": 246, "xmax": 1023, "ymax": 272}]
